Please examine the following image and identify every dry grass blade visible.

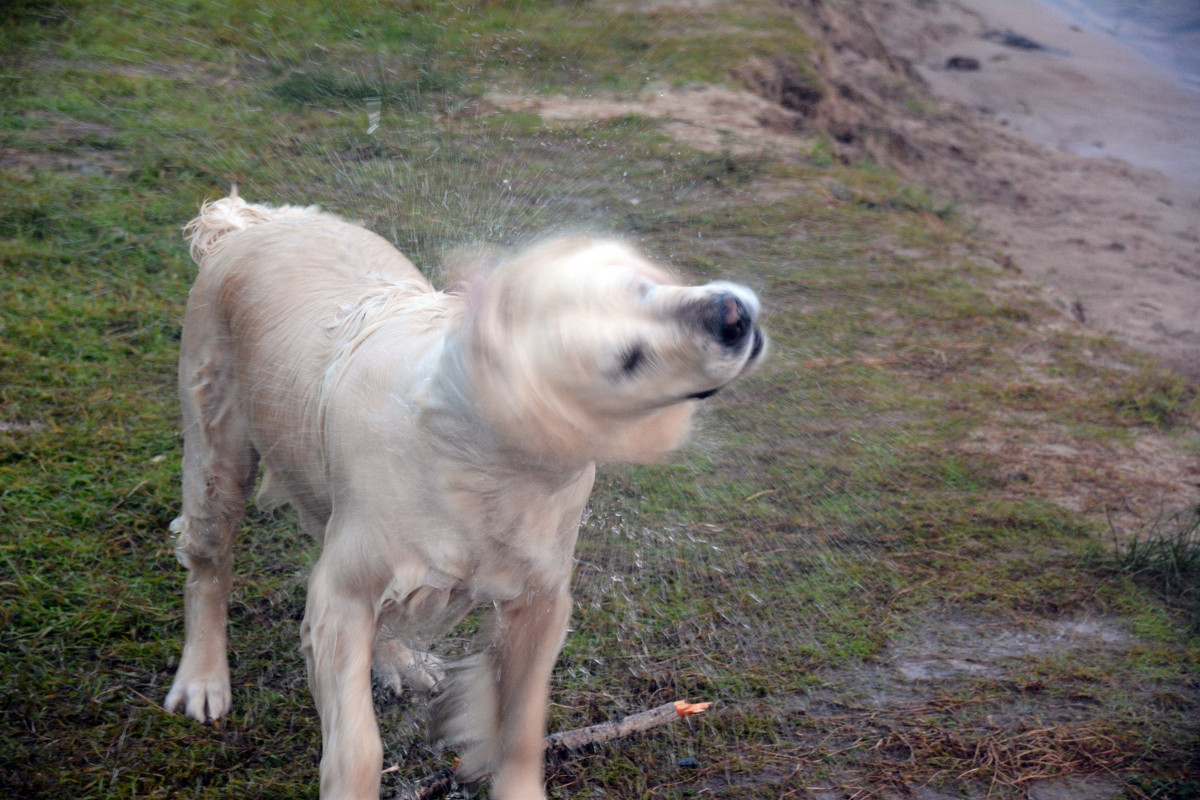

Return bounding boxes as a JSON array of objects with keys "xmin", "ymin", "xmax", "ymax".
[{"xmin": 810, "ymin": 698, "xmax": 1142, "ymax": 796}]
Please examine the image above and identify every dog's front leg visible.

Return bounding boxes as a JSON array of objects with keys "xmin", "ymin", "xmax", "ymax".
[
  {"xmin": 301, "ymin": 558, "xmax": 382, "ymax": 800},
  {"xmin": 491, "ymin": 587, "xmax": 572, "ymax": 800}
]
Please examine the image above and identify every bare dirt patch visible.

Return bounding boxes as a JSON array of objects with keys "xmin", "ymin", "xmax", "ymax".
[
  {"xmin": 1, "ymin": 147, "xmax": 127, "ymax": 175},
  {"xmin": 889, "ymin": 612, "xmax": 1132, "ymax": 682},
  {"xmin": 964, "ymin": 412, "xmax": 1200, "ymax": 533},
  {"xmin": 490, "ymin": 85, "xmax": 817, "ymax": 157},
  {"xmin": 2, "ymin": 112, "xmax": 127, "ymax": 175},
  {"xmin": 773, "ymin": 608, "xmax": 1143, "ymax": 800}
]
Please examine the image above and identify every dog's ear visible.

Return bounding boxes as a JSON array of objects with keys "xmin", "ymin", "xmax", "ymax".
[{"xmin": 440, "ymin": 243, "xmax": 504, "ymax": 294}]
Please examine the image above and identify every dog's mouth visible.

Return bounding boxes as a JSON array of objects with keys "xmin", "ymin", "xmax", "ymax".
[
  {"xmin": 685, "ymin": 326, "xmax": 765, "ymax": 401},
  {"xmin": 746, "ymin": 326, "xmax": 766, "ymax": 364}
]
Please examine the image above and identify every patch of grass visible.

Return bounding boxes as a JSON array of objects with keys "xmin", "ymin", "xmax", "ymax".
[
  {"xmin": 1111, "ymin": 370, "xmax": 1197, "ymax": 430},
  {"xmin": 0, "ymin": 0, "xmax": 73, "ymax": 56},
  {"xmin": 1103, "ymin": 506, "xmax": 1200, "ymax": 634},
  {"xmin": 268, "ymin": 62, "xmax": 467, "ymax": 111},
  {"xmin": 856, "ymin": 183, "xmax": 957, "ymax": 221}
]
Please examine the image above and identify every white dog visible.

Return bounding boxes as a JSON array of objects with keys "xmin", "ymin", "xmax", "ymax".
[{"xmin": 165, "ymin": 190, "xmax": 765, "ymax": 799}]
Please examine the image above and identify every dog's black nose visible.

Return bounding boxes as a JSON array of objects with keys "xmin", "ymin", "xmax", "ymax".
[{"xmin": 709, "ymin": 292, "xmax": 753, "ymax": 348}]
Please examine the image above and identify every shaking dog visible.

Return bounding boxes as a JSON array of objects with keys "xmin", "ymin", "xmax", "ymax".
[{"xmin": 165, "ymin": 191, "xmax": 765, "ymax": 799}]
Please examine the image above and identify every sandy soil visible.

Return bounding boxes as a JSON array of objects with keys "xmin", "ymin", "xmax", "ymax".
[
  {"xmin": 895, "ymin": 0, "xmax": 1200, "ymax": 189},
  {"xmin": 877, "ymin": 0, "xmax": 1200, "ymax": 382},
  {"xmin": 805, "ymin": 0, "xmax": 1200, "ymax": 382},
  {"xmin": 489, "ymin": 85, "xmax": 816, "ymax": 157}
]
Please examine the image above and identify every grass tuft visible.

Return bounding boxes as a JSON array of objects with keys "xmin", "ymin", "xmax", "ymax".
[
  {"xmin": 1110, "ymin": 371, "xmax": 1197, "ymax": 429},
  {"xmin": 268, "ymin": 63, "xmax": 467, "ymax": 111},
  {"xmin": 1107, "ymin": 506, "xmax": 1200, "ymax": 634}
]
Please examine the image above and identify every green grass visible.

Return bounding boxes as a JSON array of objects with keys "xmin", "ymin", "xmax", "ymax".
[
  {"xmin": 1101, "ymin": 506, "xmax": 1200, "ymax": 635},
  {"xmin": 2, "ymin": 1, "xmax": 1199, "ymax": 799}
]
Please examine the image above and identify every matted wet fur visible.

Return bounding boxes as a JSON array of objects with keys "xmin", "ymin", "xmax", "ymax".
[{"xmin": 164, "ymin": 189, "xmax": 765, "ymax": 799}]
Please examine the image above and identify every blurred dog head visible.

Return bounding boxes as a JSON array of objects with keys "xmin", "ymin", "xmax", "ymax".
[{"xmin": 460, "ymin": 237, "xmax": 765, "ymax": 464}]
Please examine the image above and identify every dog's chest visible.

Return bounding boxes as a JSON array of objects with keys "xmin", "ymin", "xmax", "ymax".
[
  {"xmin": 372, "ymin": 470, "xmax": 595, "ymax": 639},
  {"xmin": 419, "ymin": 462, "xmax": 597, "ymax": 599}
]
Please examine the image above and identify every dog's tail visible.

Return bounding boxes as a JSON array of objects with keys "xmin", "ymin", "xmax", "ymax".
[{"xmin": 184, "ymin": 185, "xmax": 276, "ymax": 266}]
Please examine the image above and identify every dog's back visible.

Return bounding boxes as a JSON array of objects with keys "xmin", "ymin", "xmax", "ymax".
[
  {"xmin": 185, "ymin": 191, "xmax": 431, "ymax": 341},
  {"xmin": 181, "ymin": 193, "xmax": 445, "ymax": 527}
]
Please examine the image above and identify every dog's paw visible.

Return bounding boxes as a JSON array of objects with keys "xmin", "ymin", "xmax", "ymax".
[
  {"xmin": 400, "ymin": 650, "xmax": 445, "ymax": 694},
  {"xmin": 429, "ymin": 656, "xmax": 499, "ymax": 782},
  {"xmin": 164, "ymin": 672, "xmax": 231, "ymax": 723},
  {"xmin": 373, "ymin": 639, "xmax": 445, "ymax": 696}
]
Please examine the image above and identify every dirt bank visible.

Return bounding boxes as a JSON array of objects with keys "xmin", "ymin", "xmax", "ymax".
[{"xmin": 796, "ymin": 0, "xmax": 1200, "ymax": 382}]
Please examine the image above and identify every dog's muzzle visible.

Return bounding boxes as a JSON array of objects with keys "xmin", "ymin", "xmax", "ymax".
[{"xmin": 686, "ymin": 287, "xmax": 765, "ymax": 400}]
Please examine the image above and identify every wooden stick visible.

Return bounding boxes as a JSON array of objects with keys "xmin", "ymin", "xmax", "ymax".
[
  {"xmin": 388, "ymin": 700, "xmax": 712, "ymax": 800},
  {"xmin": 546, "ymin": 700, "xmax": 711, "ymax": 753}
]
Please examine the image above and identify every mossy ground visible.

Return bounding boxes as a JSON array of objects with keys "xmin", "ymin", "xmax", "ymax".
[{"xmin": 2, "ymin": 2, "xmax": 1197, "ymax": 798}]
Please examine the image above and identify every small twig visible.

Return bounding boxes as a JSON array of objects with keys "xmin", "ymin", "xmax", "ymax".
[
  {"xmin": 388, "ymin": 700, "xmax": 711, "ymax": 800},
  {"xmin": 105, "ymin": 480, "xmax": 149, "ymax": 517},
  {"xmin": 546, "ymin": 700, "xmax": 710, "ymax": 753}
]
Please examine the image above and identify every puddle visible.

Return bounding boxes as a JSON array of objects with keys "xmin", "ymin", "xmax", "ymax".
[{"xmin": 891, "ymin": 613, "xmax": 1131, "ymax": 682}]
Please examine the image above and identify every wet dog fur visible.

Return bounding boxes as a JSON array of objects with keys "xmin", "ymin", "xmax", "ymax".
[{"xmin": 164, "ymin": 190, "xmax": 764, "ymax": 799}]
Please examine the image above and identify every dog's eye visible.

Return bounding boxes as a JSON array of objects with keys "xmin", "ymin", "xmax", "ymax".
[{"xmin": 618, "ymin": 343, "xmax": 646, "ymax": 376}]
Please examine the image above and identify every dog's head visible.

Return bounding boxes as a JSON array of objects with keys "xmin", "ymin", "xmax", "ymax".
[{"xmin": 457, "ymin": 237, "xmax": 765, "ymax": 466}]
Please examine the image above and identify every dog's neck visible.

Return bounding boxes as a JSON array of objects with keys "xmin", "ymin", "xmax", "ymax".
[{"xmin": 421, "ymin": 333, "xmax": 596, "ymax": 481}]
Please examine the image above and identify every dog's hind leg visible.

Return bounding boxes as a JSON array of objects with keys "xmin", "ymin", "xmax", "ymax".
[
  {"xmin": 165, "ymin": 347, "xmax": 257, "ymax": 723},
  {"xmin": 302, "ymin": 554, "xmax": 383, "ymax": 800}
]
